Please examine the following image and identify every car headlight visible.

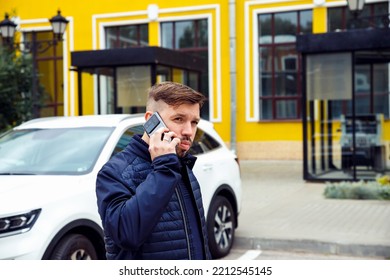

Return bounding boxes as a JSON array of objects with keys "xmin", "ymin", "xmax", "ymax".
[{"xmin": 0, "ymin": 209, "xmax": 41, "ymax": 238}]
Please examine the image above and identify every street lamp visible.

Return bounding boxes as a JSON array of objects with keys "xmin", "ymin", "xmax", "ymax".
[
  {"xmin": 49, "ymin": 10, "xmax": 69, "ymax": 40},
  {"xmin": 347, "ymin": 0, "xmax": 365, "ymax": 13},
  {"xmin": 0, "ymin": 11, "xmax": 69, "ymax": 118},
  {"xmin": 347, "ymin": 0, "xmax": 365, "ymax": 28},
  {"xmin": 0, "ymin": 10, "xmax": 68, "ymax": 42},
  {"xmin": 0, "ymin": 14, "xmax": 17, "ymax": 42}
]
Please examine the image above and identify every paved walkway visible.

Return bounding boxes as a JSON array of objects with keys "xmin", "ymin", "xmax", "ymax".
[{"xmin": 234, "ymin": 160, "xmax": 390, "ymax": 259}]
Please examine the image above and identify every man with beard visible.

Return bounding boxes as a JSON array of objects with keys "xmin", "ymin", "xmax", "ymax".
[{"xmin": 96, "ymin": 81, "xmax": 211, "ymax": 260}]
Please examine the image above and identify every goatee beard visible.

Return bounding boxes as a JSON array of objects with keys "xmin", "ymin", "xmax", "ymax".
[{"xmin": 176, "ymin": 146, "xmax": 187, "ymax": 158}]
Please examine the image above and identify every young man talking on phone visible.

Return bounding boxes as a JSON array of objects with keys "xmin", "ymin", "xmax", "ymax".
[{"xmin": 96, "ymin": 81, "xmax": 211, "ymax": 260}]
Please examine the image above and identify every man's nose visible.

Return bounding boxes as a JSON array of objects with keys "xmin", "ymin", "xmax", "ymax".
[{"xmin": 182, "ymin": 122, "xmax": 193, "ymax": 135}]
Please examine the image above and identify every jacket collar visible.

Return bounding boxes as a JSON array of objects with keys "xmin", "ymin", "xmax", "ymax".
[{"xmin": 180, "ymin": 153, "xmax": 197, "ymax": 170}]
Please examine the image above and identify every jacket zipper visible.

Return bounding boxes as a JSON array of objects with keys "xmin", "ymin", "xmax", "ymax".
[
  {"xmin": 184, "ymin": 167, "xmax": 209, "ymax": 260},
  {"xmin": 175, "ymin": 188, "xmax": 192, "ymax": 260}
]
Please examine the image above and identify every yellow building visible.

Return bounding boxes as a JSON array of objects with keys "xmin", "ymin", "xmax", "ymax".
[{"xmin": 1, "ymin": 0, "xmax": 389, "ymax": 169}]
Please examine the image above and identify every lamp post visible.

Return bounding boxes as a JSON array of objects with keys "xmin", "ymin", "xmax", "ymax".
[
  {"xmin": 0, "ymin": 11, "xmax": 68, "ymax": 118},
  {"xmin": 347, "ymin": 0, "xmax": 365, "ymax": 29}
]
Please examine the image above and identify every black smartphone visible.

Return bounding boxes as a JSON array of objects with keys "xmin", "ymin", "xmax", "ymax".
[{"xmin": 143, "ymin": 112, "xmax": 168, "ymax": 137}]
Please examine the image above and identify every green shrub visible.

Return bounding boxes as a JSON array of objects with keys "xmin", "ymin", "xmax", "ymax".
[
  {"xmin": 378, "ymin": 187, "xmax": 390, "ymax": 200},
  {"xmin": 324, "ymin": 179, "xmax": 390, "ymax": 200},
  {"xmin": 0, "ymin": 46, "xmax": 46, "ymax": 131}
]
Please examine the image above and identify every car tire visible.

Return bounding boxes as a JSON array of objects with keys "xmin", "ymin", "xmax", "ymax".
[
  {"xmin": 207, "ymin": 195, "xmax": 236, "ymax": 259},
  {"xmin": 50, "ymin": 233, "xmax": 98, "ymax": 260}
]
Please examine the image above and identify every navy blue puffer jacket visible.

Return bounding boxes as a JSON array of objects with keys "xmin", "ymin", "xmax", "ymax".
[{"xmin": 96, "ymin": 135, "xmax": 211, "ymax": 260}]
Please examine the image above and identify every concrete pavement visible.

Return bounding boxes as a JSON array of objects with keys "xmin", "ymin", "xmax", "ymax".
[{"xmin": 234, "ymin": 160, "xmax": 390, "ymax": 259}]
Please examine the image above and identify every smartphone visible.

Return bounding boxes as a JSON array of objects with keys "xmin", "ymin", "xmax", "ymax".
[{"xmin": 143, "ymin": 112, "xmax": 168, "ymax": 137}]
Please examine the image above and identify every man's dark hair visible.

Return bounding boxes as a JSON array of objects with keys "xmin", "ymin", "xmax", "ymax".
[{"xmin": 147, "ymin": 81, "xmax": 206, "ymax": 109}]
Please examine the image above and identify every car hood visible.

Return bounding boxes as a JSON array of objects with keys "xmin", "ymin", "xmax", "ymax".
[{"xmin": 0, "ymin": 175, "xmax": 93, "ymax": 215}]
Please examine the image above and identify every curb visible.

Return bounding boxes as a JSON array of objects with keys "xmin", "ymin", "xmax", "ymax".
[{"xmin": 234, "ymin": 236, "xmax": 390, "ymax": 259}]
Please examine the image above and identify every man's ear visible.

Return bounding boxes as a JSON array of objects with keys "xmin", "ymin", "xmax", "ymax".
[{"xmin": 144, "ymin": 111, "xmax": 153, "ymax": 121}]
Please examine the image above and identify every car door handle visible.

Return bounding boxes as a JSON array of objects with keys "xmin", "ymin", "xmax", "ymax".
[{"xmin": 202, "ymin": 164, "xmax": 213, "ymax": 172}]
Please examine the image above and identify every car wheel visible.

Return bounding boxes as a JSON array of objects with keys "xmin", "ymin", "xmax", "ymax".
[
  {"xmin": 207, "ymin": 195, "xmax": 236, "ymax": 259},
  {"xmin": 50, "ymin": 233, "xmax": 98, "ymax": 260}
]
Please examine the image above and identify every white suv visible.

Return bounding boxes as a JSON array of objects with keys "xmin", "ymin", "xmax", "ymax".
[{"xmin": 0, "ymin": 114, "xmax": 241, "ymax": 259}]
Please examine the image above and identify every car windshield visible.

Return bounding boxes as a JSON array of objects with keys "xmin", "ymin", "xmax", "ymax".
[{"xmin": 0, "ymin": 127, "xmax": 113, "ymax": 175}]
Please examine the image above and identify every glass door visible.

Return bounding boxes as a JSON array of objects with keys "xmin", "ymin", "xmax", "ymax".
[
  {"xmin": 304, "ymin": 51, "xmax": 390, "ymax": 181},
  {"xmin": 304, "ymin": 52, "xmax": 353, "ymax": 180}
]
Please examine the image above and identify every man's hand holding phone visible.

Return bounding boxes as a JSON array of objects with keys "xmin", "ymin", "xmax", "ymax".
[{"xmin": 143, "ymin": 112, "xmax": 181, "ymax": 160}]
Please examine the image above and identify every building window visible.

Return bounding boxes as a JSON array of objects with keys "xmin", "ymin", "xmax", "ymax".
[
  {"xmin": 328, "ymin": 2, "xmax": 390, "ymax": 119},
  {"xmin": 328, "ymin": 2, "xmax": 389, "ymax": 31},
  {"xmin": 258, "ymin": 10, "xmax": 312, "ymax": 120},
  {"xmin": 161, "ymin": 19, "xmax": 209, "ymax": 120},
  {"xmin": 23, "ymin": 31, "xmax": 64, "ymax": 117},
  {"xmin": 102, "ymin": 24, "xmax": 149, "ymax": 114},
  {"xmin": 105, "ymin": 24, "xmax": 148, "ymax": 48},
  {"xmin": 161, "ymin": 19, "xmax": 208, "ymax": 57}
]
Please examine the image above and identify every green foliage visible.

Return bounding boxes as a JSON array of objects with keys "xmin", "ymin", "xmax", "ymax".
[
  {"xmin": 0, "ymin": 46, "xmax": 44, "ymax": 132},
  {"xmin": 324, "ymin": 179, "xmax": 390, "ymax": 200},
  {"xmin": 378, "ymin": 187, "xmax": 390, "ymax": 200}
]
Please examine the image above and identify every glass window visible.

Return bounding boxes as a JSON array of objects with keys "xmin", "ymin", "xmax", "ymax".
[
  {"xmin": 355, "ymin": 65, "xmax": 371, "ymax": 115},
  {"xmin": 274, "ymin": 12, "xmax": 297, "ymax": 40},
  {"xmin": 259, "ymin": 14, "xmax": 272, "ymax": 43},
  {"xmin": 176, "ymin": 21, "xmax": 194, "ymax": 49},
  {"xmin": 0, "ymin": 127, "xmax": 113, "ymax": 175},
  {"xmin": 276, "ymin": 100, "xmax": 297, "ymax": 119},
  {"xmin": 161, "ymin": 19, "xmax": 208, "ymax": 53},
  {"xmin": 105, "ymin": 24, "xmax": 148, "ymax": 49},
  {"xmin": 189, "ymin": 128, "xmax": 221, "ymax": 155},
  {"xmin": 306, "ymin": 53, "xmax": 352, "ymax": 101},
  {"xmin": 328, "ymin": 2, "xmax": 389, "ymax": 31},
  {"xmin": 260, "ymin": 46, "xmax": 273, "ymax": 97},
  {"xmin": 156, "ymin": 65, "xmax": 172, "ymax": 83},
  {"xmin": 198, "ymin": 20, "xmax": 208, "ymax": 47},
  {"xmin": 328, "ymin": 2, "xmax": 390, "ymax": 119},
  {"xmin": 300, "ymin": 10, "xmax": 313, "ymax": 34},
  {"xmin": 373, "ymin": 63, "xmax": 389, "ymax": 116},
  {"xmin": 23, "ymin": 31, "xmax": 64, "ymax": 118},
  {"xmin": 111, "ymin": 125, "xmax": 144, "ymax": 157},
  {"xmin": 374, "ymin": 3, "xmax": 389, "ymax": 28},
  {"xmin": 258, "ymin": 10, "xmax": 312, "ymax": 120},
  {"xmin": 97, "ymin": 68, "xmax": 115, "ymax": 114},
  {"xmin": 260, "ymin": 99, "xmax": 273, "ymax": 120},
  {"xmin": 161, "ymin": 19, "xmax": 209, "ymax": 120},
  {"xmin": 161, "ymin": 22, "xmax": 173, "ymax": 49},
  {"xmin": 117, "ymin": 66, "xmax": 150, "ymax": 114},
  {"xmin": 328, "ymin": 7, "xmax": 347, "ymax": 31}
]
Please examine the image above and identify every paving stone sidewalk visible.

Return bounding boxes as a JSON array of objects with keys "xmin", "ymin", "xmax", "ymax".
[{"xmin": 234, "ymin": 160, "xmax": 390, "ymax": 259}]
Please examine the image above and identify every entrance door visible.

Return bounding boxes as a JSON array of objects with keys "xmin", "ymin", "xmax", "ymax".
[
  {"xmin": 304, "ymin": 51, "xmax": 390, "ymax": 181},
  {"xmin": 304, "ymin": 52, "xmax": 353, "ymax": 180},
  {"xmin": 336, "ymin": 55, "xmax": 388, "ymax": 180}
]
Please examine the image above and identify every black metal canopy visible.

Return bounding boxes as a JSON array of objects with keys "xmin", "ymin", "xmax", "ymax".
[
  {"xmin": 296, "ymin": 28, "xmax": 390, "ymax": 54},
  {"xmin": 71, "ymin": 46, "xmax": 206, "ymax": 72},
  {"xmin": 70, "ymin": 46, "xmax": 207, "ymax": 115}
]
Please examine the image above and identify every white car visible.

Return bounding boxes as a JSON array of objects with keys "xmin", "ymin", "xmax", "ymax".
[{"xmin": 0, "ymin": 114, "xmax": 241, "ymax": 260}]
